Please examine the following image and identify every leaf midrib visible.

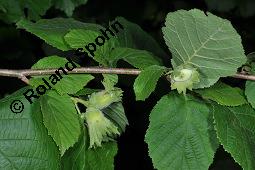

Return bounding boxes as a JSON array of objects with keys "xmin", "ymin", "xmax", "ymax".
[{"xmin": 184, "ymin": 25, "xmax": 224, "ymax": 67}]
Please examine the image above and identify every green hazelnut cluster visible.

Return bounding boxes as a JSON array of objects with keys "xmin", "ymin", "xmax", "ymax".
[{"xmin": 81, "ymin": 89, "xmax": 123, "ymax": 148}]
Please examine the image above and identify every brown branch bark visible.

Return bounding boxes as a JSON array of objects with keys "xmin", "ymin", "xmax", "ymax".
[
  {"xmin": 232, "ymin": 73, "xmax": 255, "ymax": 81},
  {"xmin": 0, "ymin": 67, "xmax": 255, "ymax": 81},
  {"xmin": 0, "ymin": 67, "xmax": 140, "ymax": 77}
]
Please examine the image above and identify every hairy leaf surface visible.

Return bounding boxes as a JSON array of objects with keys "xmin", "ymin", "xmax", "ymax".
[
  {"xmin": 163, "ymin": 9, "xmax": 246, "ymax": 88},
  {"xmin": 134, "ymin": 65, "xmax": 166, "ymax": 100},
  {"xmin": 145, "ymin": 93, "xmax": 218, "ymax": 170},
  {"xmin": 17, "ymin": 19, "xmax": 101, "ymax": 51},
  {"xmin": 0, "ymin": 87, "xmax": 59, "ymax": 169},
  {"xmin": 40, "ymin": 90, "xmax": 81, "ymax": 155},
  {"xmin": 196, "ymin": 81, "xmax": 247, "ymax": 106},
  {"xmin": 213, "ymin": 103, "xmax": 255, "ymax": 170}
]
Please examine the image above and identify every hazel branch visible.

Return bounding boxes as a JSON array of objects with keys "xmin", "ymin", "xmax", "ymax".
[{"xmin": 0, "ymin": 67, "xmax": 254, "ymax": 81}]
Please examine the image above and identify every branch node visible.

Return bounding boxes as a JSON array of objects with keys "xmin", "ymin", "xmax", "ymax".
[{"xmin": 18, "ymin": 75, "xmax": 29, "ymax": 85}]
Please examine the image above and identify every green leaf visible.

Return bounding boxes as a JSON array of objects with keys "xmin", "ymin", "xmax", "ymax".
[
  {"xmin": 247, "ymin": 52, "xmax": 255, "ymax": 63},
  {"xmin": 212, "ymin": 103, "xmax": 255, "ymax": 170},
  {"xmin": 0, "ymin": 0, "xmax": 51, "ymax": 23},
  {"xmin": 0, "ymin": 0, "xmax": 23, "ymax": 23},
  {"xmin": 0, "ymin": 87, "xmax": 60, "ymax": 169},
  {"xmin": 40, "ymin": 90, "xmax": 81, "ymax": 155},
  {"xmin": 16, "ymin": 18, "xmax": 101, "ymax": 51},
  {"xmin": 75, "ymin": 88, "xmax": 101, "ymax": 96},
  {"xmin": 64, "ymin": 29, "xmax": 116, "ymax": 65},
  {"xmin": 145, "ymin": 92, "xmax": 218, "ymax": 170},
  {"xmin": 115, "ymin": 17, "xmax": 168, "ymax": 58},
  {"xmin": 102, "ymin": 74, "xmax": 118, "ymax": 91},
  {"xmin": 30, "ymin": 56, "xmax": 94, "ymax": 95},
  {"xmin": 102, "ymin": 102, "xmax": 129, "ymax": 133},
  {"xmin": 196, "ymin": 81, "xmax": 247, "ymax": 106},
  {"xmin": 109, "ymin": 47, "xmax": 162, "ymax": 69},
  {"xmin": 245, "ymin": 61, "xmax": 255, "ymax": 109},
  {"xmin": 64, "ymin": 29, "xmax": 100, "ymax": 49},
  {"xmin": 163, "ymin": 9, "xmax": 246, "ymax": 88},
  {"xmin": 245, "ymin": 81, "xmax": 255, "ymax": 109},
  {"xmin": 53, "ymin": 0, "xmax": 88, "ymax": 17},
  {"xmin": 61, "ymin": 126, "xmax": 117, "ymax": 170},
  {"xmin": 20, "ymin": 0, "xmax": 51, "ymax": 20},
  {"xmin": 134, "ymin": 65, "xmax": 166, "ymax": 100}
]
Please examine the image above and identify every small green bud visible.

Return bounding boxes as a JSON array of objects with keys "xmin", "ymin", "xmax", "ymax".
[{"xmin": 84, "ymin": 107, "xmax": 120, "ymax": 148}]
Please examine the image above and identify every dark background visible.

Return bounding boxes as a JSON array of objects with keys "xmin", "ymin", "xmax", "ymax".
[{"xmin": 1, "ymin": 0, "xmax": 254, "ymax": 169}]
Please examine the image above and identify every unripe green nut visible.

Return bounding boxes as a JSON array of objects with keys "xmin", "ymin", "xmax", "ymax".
[
  {"xmin": 84, "ymin": 107, "xmax": 120, "ymax": 148},
  {"xmin": 88, "ymin": 90, "xmax": 122, "ymax": 109},
  {"xmin": 170, "ymin": 67, "xmax": 200, "ymax": 94}
]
